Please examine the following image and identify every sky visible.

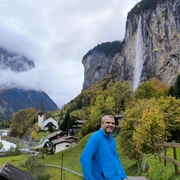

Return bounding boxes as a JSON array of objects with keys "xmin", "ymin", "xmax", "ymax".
[{"xmin": 0, "ymin": 0, "xmax": 140, "ymax": 109}]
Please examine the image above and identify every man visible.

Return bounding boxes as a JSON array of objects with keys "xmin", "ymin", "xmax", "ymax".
[{"xmin": 80, "ymin": 115, "xmax": 127, "ymax": 180}]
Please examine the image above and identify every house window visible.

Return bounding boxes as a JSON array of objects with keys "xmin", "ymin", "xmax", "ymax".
[{"xmin": 65, "ymin": 145, "xmax": 70, "ymax": 148}]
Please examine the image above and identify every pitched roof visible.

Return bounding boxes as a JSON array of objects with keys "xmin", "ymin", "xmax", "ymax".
[
  {"xmin": 38, "ymin": 98, "xmax": 45, "ymax": 114},
  {"xmin": 47, "ymin": 131, "xmax": 63, "ymax": 139},
  {"xmin": 51, "ymin": 137, "xmax": 69, "ymax": 145},
  {"xmin": 0, "ymin": 163, "xmax": 35, "ymax": 180},
  {"xmin": 51, "ymin": 136, "xmax": 77, "ymax": 145}
]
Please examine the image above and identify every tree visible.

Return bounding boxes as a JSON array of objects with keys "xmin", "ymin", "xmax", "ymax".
[
  {"xmin": 9, "ymin": 108, "xmax": 37, "ymax": 137},
  {"xmin": 59, "ymin": 113, "xmax": 70, "ymax": 132},
  {"xmin": 134, "ymin": 78, "xmax": 169, "ymax": 100},
  {"xmin": 168, "ymin": 74, "xmax": 180, "ymax": 99},
  {"xmin": 120, "ymin": 98, "xmax": 167, "ymax": 170},
  {"xmin": 20, "ymin": 155, "xmax": 51, "ymax": 179},
  {"xmin": 109, "ymin": 81, "xmax": 132, "ymax": 113},
  {"xmin": 59, "ymin": 113, "xmax": 77, "ymax": 135},
  {"xmin": 81, "ymin": 93, "xmax": 115, "ymax": 136},
  {"xmin": 159, "ymin": 96, "xmax": 180, "ymax": 142},
  {"xmin": 150, "ymin": 78, "xmax": 169, "ymax": 97},
  {"xmin": 134, "ymin": 81, "xmax": 156, "ymax": 100}
]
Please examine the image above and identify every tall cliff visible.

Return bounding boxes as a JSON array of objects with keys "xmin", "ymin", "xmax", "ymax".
[{"xmin": 82, "ymin": 0, "xmax": 180, "ymax": 91}]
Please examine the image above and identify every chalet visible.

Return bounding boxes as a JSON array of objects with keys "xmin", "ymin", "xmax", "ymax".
[
  {"xmin": 47, "ymin": 130, "xmax": 63, "ymax": 141},
  {"xmin": 46, "ymin": 131, "xmax": 77, "ymax": 153},
  {"xmin": 50, "ymin": 136, "xmax": 77, "ymax": 153},
  {"xmin": 70, "ymin": 116, "xmax": 86, "ymax": 133},
  {"xmin": 0, "ymin": 163, "xmax": 35, "ymax": 180}
]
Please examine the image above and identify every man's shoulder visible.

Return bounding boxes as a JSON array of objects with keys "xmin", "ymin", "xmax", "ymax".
[{"xmin": 90, "ymin": 129, "xmax": 103, "ymax": 138}]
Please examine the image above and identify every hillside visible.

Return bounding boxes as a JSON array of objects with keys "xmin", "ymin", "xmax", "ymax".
[
  {"xmin": 0, "ymin": 88, "xmax": 58, "ymax": 120},
  {"xmin": 39, "ymin": 130, "xmax": 137, "ymax": 178}
]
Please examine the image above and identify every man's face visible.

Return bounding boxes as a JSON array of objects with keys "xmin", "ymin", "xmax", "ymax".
[{"xmin": 101, "ymin": 116, "xmax": 115, "ymax": 135}]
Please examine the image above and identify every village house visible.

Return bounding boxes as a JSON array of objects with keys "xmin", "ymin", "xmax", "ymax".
[{"xmin": 46, "ymin": 131, "xmax": 77, "ymax": 153}]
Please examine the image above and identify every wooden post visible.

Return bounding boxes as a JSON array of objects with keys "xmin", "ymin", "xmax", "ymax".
[
  {"xmin": 172, "ymin": 140, "xmax": 178, "ymax": 174},
  {"xmin": 60, "ymin": 151, "xmax": 63, "ymax": 180},
  {"xmin": 164, "ymin": 147, "xmax": 167, "ymax": 166},
  {"xmin": 159, "ymin": 147, "xmax": 161, "ymax": 163},
  {"xmin": 173, "ymin": 146, "xmax": 178, "ymax": 174}
]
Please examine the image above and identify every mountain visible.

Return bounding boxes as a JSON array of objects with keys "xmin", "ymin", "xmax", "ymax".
[
  {"xmin": 0, "ymin": 88, "xmax": 58, "ymax": 119},
  {"xmin": 82, "ymin": 0, "xmax": 180, "ymax": 91},
  {"xmin": 0, "ymin": 48, "xmax": 58, "ymax": 120},
  {"xmin": 0, "ymin": 48, "xmax": 35, "ymax": 72}
]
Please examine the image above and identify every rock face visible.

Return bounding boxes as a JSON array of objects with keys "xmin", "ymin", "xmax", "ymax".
[
  {"xmin": 82, "ymin": 0, "xmax": 180, "ymax": 91},
  {"xmin": 0, "ymin": 48, "xmax": 35, "ymax": 72}
]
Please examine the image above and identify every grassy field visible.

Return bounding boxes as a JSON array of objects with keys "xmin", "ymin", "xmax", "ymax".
[
  {"xmin": 0, "ymin": 155, "xmax": 26, "ymax": 166},
  {"xmin": 35, "ymin": 132, "xmax": 46, "ymax": 140},
  {"xmin": 141, "ymin": 148, "xmax": 180, "ymax": 180}
]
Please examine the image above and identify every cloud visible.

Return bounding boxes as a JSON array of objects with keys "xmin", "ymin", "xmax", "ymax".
[{"xmin": 0, "ymin": 0, "xmax": 140, "ymax": 108}]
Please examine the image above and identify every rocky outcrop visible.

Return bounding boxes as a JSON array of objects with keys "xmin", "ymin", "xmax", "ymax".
[
  {"xmin": 0, "ymin": 48, "xmax": 35, "ymax": 72},
  {"xmin": 82, "ymin": 0, "xmax": 180, "ymax": 91}
]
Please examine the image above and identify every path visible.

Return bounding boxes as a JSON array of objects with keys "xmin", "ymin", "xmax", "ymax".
[
  {"xmin": 128, "ymin": 176, "xmax": 149, "ymax": 180},
  {"xmin": 44, "ymin": 164, "xmax": 149, "ymax": 179}
]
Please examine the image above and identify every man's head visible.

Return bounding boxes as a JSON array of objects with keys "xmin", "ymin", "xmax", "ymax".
[{"xmin": 101, "ymin": 115, "xmax": 115, "ymax": 136}]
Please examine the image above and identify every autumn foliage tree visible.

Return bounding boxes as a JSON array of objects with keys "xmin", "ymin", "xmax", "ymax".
[
  {"xmin": 80, "ymin": 93, "xmax": 115, "ymax": 136},
  {"xmin": 120, "ymin": 94, "xmax": 180, "ymax": 165},
  {"xmin": 120, "ymin": 98, "xmax": 168, "ymax": 170},
  {"xmin": 9, "ymin": 108, "xmax": 38, "ymax": 138},
  {"xmin": 134, "ymin": 78, "xmax": 168, "ymax": 100},
  {"xmin": 109, "ymin": 81, "xmax": 132, "ymax": 113},
  {"xmin": 158, "ymin": 96, "xmax": 180, "ymax": 142}
]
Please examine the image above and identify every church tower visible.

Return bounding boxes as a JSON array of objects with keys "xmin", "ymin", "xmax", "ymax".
[{"xmin": 38, "ymin": 98, "xmax": 45, "ymax": 130}]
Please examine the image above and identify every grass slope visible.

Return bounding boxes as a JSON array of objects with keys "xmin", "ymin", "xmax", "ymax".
[
  {"xmin": 40, "ymin": 131, "xmax": 137, "ymax": 179},
  {"xmin": 141, "ymin": 148, "xmax": 180, "ymax": 180}
]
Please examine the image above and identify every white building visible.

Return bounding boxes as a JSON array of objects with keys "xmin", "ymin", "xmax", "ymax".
[
  {"xmin": 38, "ymin": 99, "xmax": 59, "ymax": 130},
  {"xmin": 51, "ymin": 136, "xmax": 77, "ymax": 153}
]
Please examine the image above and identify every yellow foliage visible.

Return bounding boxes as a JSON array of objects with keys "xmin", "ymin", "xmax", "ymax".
[
  {"xmin": 150, "ymin": 78, "xmax": 169, "ymax": 96},
  {"xmin": 31, "ymin": 130, "xmax": 37, "ymax": 140}
]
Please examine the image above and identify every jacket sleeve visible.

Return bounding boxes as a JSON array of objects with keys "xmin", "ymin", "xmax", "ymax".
[
  {"xmin": 80, "ymin": 134, "xmax": 99, "ymax": 180},
  {"xmin": 113, "ymin": 140, "xmax": 127, "ymax": 179},
  {"xmin": 117, "ymin": 158, "xmax": 127, "ymax": 179}
]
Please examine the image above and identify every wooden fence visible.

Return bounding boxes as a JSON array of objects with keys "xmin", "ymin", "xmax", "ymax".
[{"xmin": 154, "ymin": 142, "xmax": 180, "ymax": 174}]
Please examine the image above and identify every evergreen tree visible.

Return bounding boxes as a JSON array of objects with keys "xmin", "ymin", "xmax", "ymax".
[
  {"xmin": 173, "ymin": 74, "xmax": 180, "ymax": 98},
  {"xmin": 59, "ymin": 113, "xmax": 70, "ymax": 132}
]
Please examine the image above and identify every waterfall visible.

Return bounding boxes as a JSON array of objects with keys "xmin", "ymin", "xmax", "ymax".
[{"xmin": 133, "ymin": 16, "xmax": 143, "ymax": 91}]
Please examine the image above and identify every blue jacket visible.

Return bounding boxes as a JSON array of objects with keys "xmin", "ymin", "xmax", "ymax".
[{"xmin": 80, "ymin": 128, "xmax": 127, "ymax": 180}]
